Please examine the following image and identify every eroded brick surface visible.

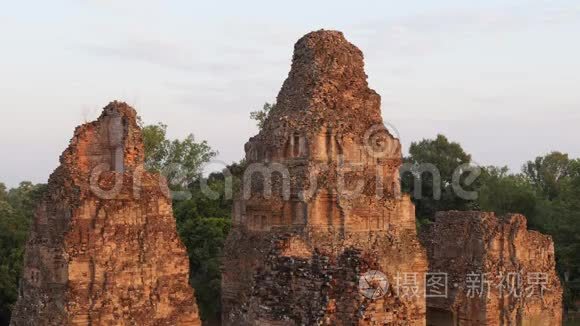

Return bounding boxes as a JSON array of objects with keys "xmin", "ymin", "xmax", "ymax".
[{"xmin": 11, "ymin": 102, "xmax": 201, "ymax": 326}]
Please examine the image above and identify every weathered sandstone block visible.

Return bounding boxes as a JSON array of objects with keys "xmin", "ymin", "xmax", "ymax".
[{"xmin": 11, "ymin": 102, "xmax": 201, "ymax": 326}]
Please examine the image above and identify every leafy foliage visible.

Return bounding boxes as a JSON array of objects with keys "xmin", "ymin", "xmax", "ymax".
[
  {"xmin": 523, "ymin": 152, "xmax": 572, "ymax": 200},
  {"xmin": 171, "ymin": 166, "xmax": 244, "ymax": 322},
  {"xmin": 177, "ymin": 215, "xmax": 231, "ymax": 321},
  {"xmin": 478, "ymin": 166, "xmax": 537, "ymax": 219},
  {"xmin": 142, "ymin": 123, "xmax": 217, "ymax": 186},
  {"xmin": 0, "ymin": 182, "xmax": 46, "ymax": 324},
  {"xmin": 401, "ymin": 134, "xmax": 477, "ymax": 222},
  {"xmin": 249, "ymin": 102, "xmax": 275, "ymax": 130}
]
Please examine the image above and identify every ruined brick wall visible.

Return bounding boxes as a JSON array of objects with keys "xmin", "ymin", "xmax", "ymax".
[
  {"xmin": 11, "ymin": 102, "xmax": 201, "ymax": 325},
  {"xmin": 421, "ymin": 211, "xmax": 562, "ymax": 325},
  {"xmin": 222, "ymin": 30, "xmax": 427, "ymax": 325}
]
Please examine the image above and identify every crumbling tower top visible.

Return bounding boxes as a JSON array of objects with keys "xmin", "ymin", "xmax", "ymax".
[
  {"xmin": 51, "ymin": 101, "xmax": 145, "ymax": 195},
  {"xmin": 263, "ymin": 30, "xmax": 383, "ymax": 138}
]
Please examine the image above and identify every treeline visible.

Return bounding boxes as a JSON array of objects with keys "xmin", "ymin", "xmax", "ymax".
[
  {"xmin": 0, "ymin": 127, "xmax": 578, "ymax": 324},
  {"xmin": 0, "ymin": 182, "xmax": 46, "ymax": 324}
]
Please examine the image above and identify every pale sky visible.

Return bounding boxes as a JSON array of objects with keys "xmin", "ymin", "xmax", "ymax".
[{"xmin": 1, "ymin": 0, "xmax": 579, "ymax": 187}]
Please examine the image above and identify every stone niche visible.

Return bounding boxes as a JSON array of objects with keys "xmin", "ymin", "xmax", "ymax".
[
  {"xmin": 11, "ymin": 102, "xmax": 201, "ymax": 326},
  {"xmin": 222, "ymin": 30, "xmax": 428, "ymax": 325},
  {"xmin": 421, "ymin": 211, "xmax": 563, "ymax": 326}
]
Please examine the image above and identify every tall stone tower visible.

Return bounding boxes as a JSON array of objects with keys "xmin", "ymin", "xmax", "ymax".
[
  {"xmin": 11, "ymin": 102, "xmax": 201, "ymax": 325},
  {"xmin": 222, "ymin": 30, "xmax": 427, "ymax": 325}
]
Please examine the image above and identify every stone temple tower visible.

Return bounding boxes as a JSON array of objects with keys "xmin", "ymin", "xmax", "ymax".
[
  {"xmin": 11, "ymin": 102, "xmax": 201, "ymax": 326},
  {"xmin": 222, "ymin": 30, "xmax": 428, "ymax": 325}
]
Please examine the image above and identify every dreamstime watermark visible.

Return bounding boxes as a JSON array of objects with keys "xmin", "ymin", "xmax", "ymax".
[{"xmin": 87, "ymin": 122, "xmax": 483, "ymax": 202}]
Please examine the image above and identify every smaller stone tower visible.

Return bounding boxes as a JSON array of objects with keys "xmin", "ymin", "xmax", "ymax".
[{"xmin": 11, "ymin": 102, "xmax": 202, "ymax": 326}]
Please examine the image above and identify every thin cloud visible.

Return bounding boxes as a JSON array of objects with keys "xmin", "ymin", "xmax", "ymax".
[{"xmin": 353, "ymin": 3, "xmax": 580, "ymax": 57}]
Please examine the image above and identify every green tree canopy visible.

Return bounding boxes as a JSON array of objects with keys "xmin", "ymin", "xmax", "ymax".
[
  {"xmin": 177, "ymin": 216, "xmax": 231, "ymax": 321},
  {"xmin": 477, "ymin": 166, "xmax": 537, "ymax": 219},
  {"xmin": 402, "ymin": 134, "xmax": 477, "ymax": 221},
  {"xmin": 142, "ymin": 123, "xmax": 217, "ymax": 187},
  {"xmin": 523, "ymin": 151, "xmax": 573, "ymax": 200},
  {"xmin": 0, "ymin": 182, "xmax": 46, "ymax": 324},
  {"xmin": 406, "ymin": 134, "xmax": 472, "ymax": 185}
]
